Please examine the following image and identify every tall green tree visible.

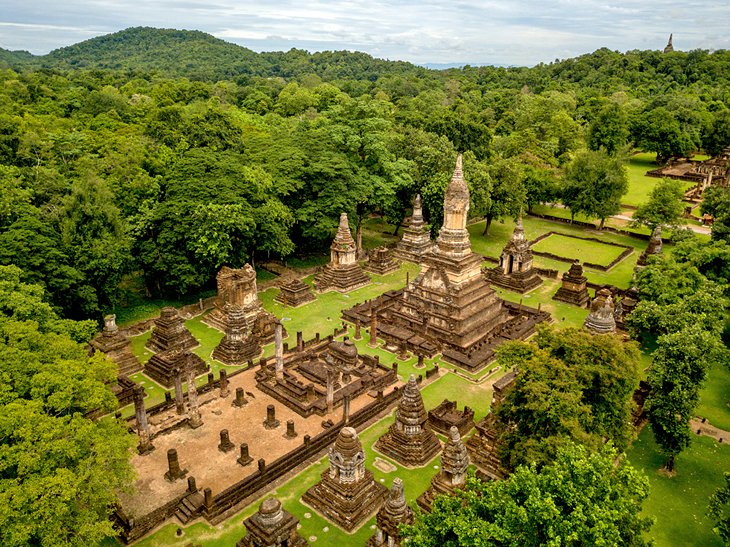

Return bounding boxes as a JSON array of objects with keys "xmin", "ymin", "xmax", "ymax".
[
  {"xmin": 632, "ymin": 178, "xmax": 685, "ymax": 229},
  {"xmin": 587, "ymin": 101, "xmax": 629, "ymax": 155},
  {"xmin": 709, "ymin": 472, "xmax": 730, "ymax": 544},
  {"xmin": 402, "ymin": 442, "xmax": 652, "ymax": 547}
]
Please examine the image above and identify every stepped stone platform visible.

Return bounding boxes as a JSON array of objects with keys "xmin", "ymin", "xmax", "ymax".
[
  {"xmin": 302, "ymin": 427, "xmax": 387, "ymax": 531},
  {"xmin": 374, "ymin": 375, "xmax": 440, "ymax": 467},
  {"xmin": 485, "ymin": 216, "xmax": 543, "ymax": 293},
  {"xmin": 145, "ymin": 350, "xmax": 208, "ymax": 388},
  {"xmin": 237, "ymin": 498, "xmax": 307, "ymax": 547},
  {"xmin": 552, "ymin": 261, "xmax": 590, "ymax": 308},
  {"xmin": 364, "ymin": 246, "xmax": 399, "ymax": 276},
  {"xmin": 204, "ymin": 264, "xmax": 280, "ymax": 345},
  {"xmin": 91, "ymin": 315, "xmax": 142, "ymax": 376},
  {"xmin": 145, "ymin": 307, "xmax": 198, "ymax": 354},
  {"xmin": 343, "ymin": 156, "xmax": 550, "ymax": 373},
  {"xmin": 427, "ymin": 399, "xmax": 475, "ymax": 437},
  {"xmin": 274, "ymin": 277, "xmax": 315, "ymax": 307},
  {"xmin": 314, "ymin": 212, "xmax": 370, "ymax": 293},
  {"xmin": 394, "ymin": 193, "xmax": 433, "ymax": 264},
  {"xmin": 417, "ymin": 426, "xmax": 470, "ymax": 512}
]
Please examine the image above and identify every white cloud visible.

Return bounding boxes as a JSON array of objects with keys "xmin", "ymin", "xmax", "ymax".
[{"xmin": 0, "ymin": 0, "xmax": 728, "ymax": 65}]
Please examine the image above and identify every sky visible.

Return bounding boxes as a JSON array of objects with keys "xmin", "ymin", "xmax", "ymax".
[{"xmin": 0, "ymin": 1, "xmax": 728, "ymax": 66}]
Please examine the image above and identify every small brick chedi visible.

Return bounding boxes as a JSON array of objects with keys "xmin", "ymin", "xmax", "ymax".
[
  {"xmin": 274, "ymin": 277, "xmax": 315, "ymax": 308},
  {"xmin": 394, "ymin": 193, "xmax": 432, "ymax": 263},
  {"xmin": 375, "ymin": 375, "xmax": 440, "ymax": 467},
  {"xmin": 205, "ymin": 265, "xmax": 280, "ymax": 344},
  {"xmin": 427, "ymin": 399, "xmax": 475, "ymax": 437},
  {"xmin": 145, "ymin": 307, "xmax": 198, "ymax": 353},
  {"xmin": 212, "ymin": 306, "xmax": 262, "ymax": 366},
  {"xmin": 364, "ymin": 246, "xmax": 399, "ymax": 276},
  {"xmin": 366, "ymin": 478, "xmax": 414, "ymax": 547},
  {"xmin": 90, "ymin": 314, "xmax": 142, "ymax": 376},
  {"xmin": 302, "ymin": 426, "xmax": 387, "ymax": 531},
  {"xmin": 417, "ymin": 426, "xmax": 470, "ymax": 512},
  {"xmin": 314, "ymin": 213, "xmax": 371, "ymax": 293},
  {"xmin": 583, "ymin": 288, "xmax": 617, "ymax": 334},
  {"xmin": 236, "ymin": 497, "xmax": 307, "ymax": 547},
  {"xmin": 552, "ymin": 261, "xmax": 590, "ymax": 308},
  {"xmin": 466, "ymin": 371, "xmax": 515, "ymax": 481},
  {"xmin": 486, "ymin": 216, "xmax": 543, "ymax": 293},
  {"xmin": 637, "ymin": 225, "xmax": 663, "ymax": 266},
  {"xmin": 344, "ymin": 156, "xmax": 549, "ymax": 371}
]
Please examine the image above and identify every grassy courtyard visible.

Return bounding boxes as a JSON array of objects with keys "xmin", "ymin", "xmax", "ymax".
[{"xmin": 531, "ymin": 232, "xmax": 629, "ymax": 267}]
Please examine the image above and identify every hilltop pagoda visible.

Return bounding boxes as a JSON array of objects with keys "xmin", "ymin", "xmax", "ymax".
[
  {"xmin": 313, "ymin": 213, "xmax": 371, "ymax": 293},
  {"xmin": 343, "ymin": 155, "xmax": 549, "ymax": 371},
  {"xmin": 486, "ymin": 215, "xmax": 542, "ymax": 293},
  {"xmin": 394, "ymin": 194, "xmax": 433, "ymax": 263}
]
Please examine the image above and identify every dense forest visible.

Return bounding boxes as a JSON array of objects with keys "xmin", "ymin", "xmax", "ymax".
[{"xmin": 1, "ymin": 27, "xmax": 729, "ymax": 321}]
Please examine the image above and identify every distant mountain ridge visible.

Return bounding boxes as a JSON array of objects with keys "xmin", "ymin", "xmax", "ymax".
[{"xmin": 0, "ymin": 26, "xmax": 428, "ymax": 81}]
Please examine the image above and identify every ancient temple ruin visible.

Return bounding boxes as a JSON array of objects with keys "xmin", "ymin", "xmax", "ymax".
[
  {"xmin": 417, "ymin": 426, "xmax": 470, "ymax": 512},
  {"xmin": 394, "ymin": 193, "xmax": 432, "ymax": 263},
  {"xmin": 583, "ymin": 288, "xmax": 617, "ymax": 334},
  {"xmin": 375, "ymin": 374, "xmax": 440, "ymax": 467},
  {"xmin": 552, "ymin": 261, "xmax": 590, "ymax": 308},
  {"xmin": 344, "ymin": 156, "xmax": 550, "ymax": 372},
  {"xmin": 427, "ymin": 399, "xmax": 475, "ymax": 437},
  {"xmin": 236, "ymin": 498, "xmax": 307, "ymax": 547},
  {"xmin": 204, "ymin": 265, "xmax": 279, "ymax": 344},
  {"xmin": 302, "ymin": 426, "xmax": 387, "ymax": 531},
  {"xmin": 274, "ymin": 277, "xmax": 315, "ymax": 308},
  {"xmin": 366, "ymin": 478, "xmax": 414, "ymax": 547},
  {"xmin": 466, "ymin": 371, "xmax": 515, "ymax": 481},
  {"xmin": 364, "ymin": 247, "xmax": 399, "ymax": 276},
  {"xmin": 663, "ymin": 33, "xmax": 674, "ymax": 53},
  {"xmin": 637, "ymin": 225, "xmax": 663, "ymax": 266},
  {"xmin": 313, "ymin": 213, "xmax": 371, "ymax": 293},
  {"xmin": 212, "ymin": 307, "xmax": 261, "ymax": 366},
  {"xmin": 145, "ymin": 307, "xmax": 198, "ymax": 354},
  {"xmin": 90, "ymin": 314, "xmax": 142, "ymax": 376},
  {"xmin": 486, "ymin": 216, "xmax": 543, "ymax": 293},
  {"xmin": 145, "ymin": 350, "xmax": 208, "ymax": 388},
  {"xmin": 256, "ymin": 335, "xmax": 398, "ymax": 417}
]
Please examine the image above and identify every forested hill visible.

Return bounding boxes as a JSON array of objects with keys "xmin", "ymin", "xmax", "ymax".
[{"xmin": 1, "ymin": 27, "xmax": 428, "ymax": 82}]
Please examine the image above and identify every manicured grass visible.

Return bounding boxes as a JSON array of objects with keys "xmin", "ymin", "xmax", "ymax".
[
  {"xmin": 624, "ymin": 152, "xmax": 697, "ymax": 207},
  {"xmin": 627, "ymin": 427, "xmax": 729, "ymax": 547},
  {"xmin": 696, "ymin": 361, "xmax": 730, "ymax": 432},
  {"xmin": 532, "ymin": 232, "xmax": 628, "ymax": 267}
]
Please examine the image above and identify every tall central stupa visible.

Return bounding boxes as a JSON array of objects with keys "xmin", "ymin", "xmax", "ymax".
[{"xmin": 343, "ymin": 155, "xmax": 549, "ymax": 372}]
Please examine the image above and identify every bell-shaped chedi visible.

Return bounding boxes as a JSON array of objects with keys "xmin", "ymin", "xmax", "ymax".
[
  {"xmin": 204, "ymin": 264, "xmax": 279, "ymax": 345},
  {"xmin": 274, "ymin": 277, "xmax": 315, "ymax": 307},
  {"xmin": 302, "ymin": 426, "xmax": 387, "ymax": 531},
  {"xmin": 375, "ymin": 375, "xmax": 441, "ymax": 467},
  {"xmin": 313, "ymin": 213, "xmax": 371, "ymax": 293},
  {"xmin": 486, "ymin": 215, "xmax": 543, "ymax": 293},
  {"xmin": 394, "ymin": 193, "xmax": 433, "ymax": 264},
  {"xmin": 145, "ymin": 307, "xmax": 198, "ymax": 354},
  {"xmin": 366, "ymin": 478, "xmax": 414, "ymax": 547},
  {"xmin": 637, "ymin": 225, "xmax": 663, "ymax": 266},
  {"xmin": 212, "ymin": 307, "xmax": 261, "ymax": 366},
  {"xmin": 552, "ymin": 260, "xmax": 590, "ymax": 308},
  {"xmin": 583, "ymin": 288, "xmax": 617, "ymax": 334},
  {"xmin": 236, "ymin": 497, "xmax": 308, "ymax": 547},
  {"xmin": 90, "ymin": 314, "xmax": 142, "ymax": 376},
  {"xmin": 417, "ymin": 426, "xmax": 470, "ymax": 512}
]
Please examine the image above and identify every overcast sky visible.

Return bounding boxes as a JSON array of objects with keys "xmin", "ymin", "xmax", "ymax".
[{"xmin": 1, "ymin": 1, "xmax": 728, "ymax": 66}]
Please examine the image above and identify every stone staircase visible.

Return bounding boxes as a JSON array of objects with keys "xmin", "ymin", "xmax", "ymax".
[{"xmin": 175, "ymin": 491, "xmax": 205, "ymax": 524}]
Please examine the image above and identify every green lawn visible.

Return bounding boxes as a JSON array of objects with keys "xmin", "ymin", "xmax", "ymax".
[
  {"xmin": 696, "ymin": 361, "xmax": 730, "ymax": 432},
  {"xmin": 627, "ymin": 428, "xmax": 729, "ymax": 547},
  {"xmin": 624, "ymin": 152, "xmax": 697, "ymax": 208},
  {"xmin": 532, "ymin": 232, "xmax": 628, "ymax": 267}
]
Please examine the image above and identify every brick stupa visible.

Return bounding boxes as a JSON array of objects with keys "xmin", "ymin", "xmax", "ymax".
[
  {"xmin": 364, "ymin": 247, "xmax": 399, "ymax": 276},
  {"xmin": 313, "ymin": 213, "xmax": 371, "ymax": 293},
  {"xmin": 637, "ymin": 225, "xmax": 663, "ymax": 266},
  {"xmin": 552, "ymin": 261, "xmax": 590, "ymax": 308},
  {"xmin": 375, "ymin": 375, "xmax": 440, "ymax": 467},
  {"xmin": 145, "ymin": 307, "xmax": 198, "ymax": 354},
  {"xmin": 417, "ymin": 426, "xmax": 470, "ymax": 512},
  {"xmin": 90, "ymin": 314, "xmax": 142, "ymax": 376},
  {"xmin": 302, "ymin": 426, "xmax": 387, "ymax": 531},
  {"xmin": 394, "ymin": 193, "xmax": 432, "ymax": 263},
  {"xmin": 204, "ymin": 265, "xmax": 279, "ymax": 344},
  {"xmin": 583, "ymin": 288, "xmax": 617, "ymax": 334},
  {"xmin": 486, "ymin": 215, "xmax": 542, "ymax": 293},
  {"xmin": 274, "ymin": 277, "xmax": 315, "ymax": 307},
  {"xmin": 144, "ymin": 350, "xmax": 208, "ymax": 388},
  {"xmin": 212, "ymin": 307, "xmax": 261, "ymax": 366},
  {"xmin": 366, "ymin": 478, "xmax": 414, "ymax": 547},
  {"xmin": 236, "ymin": 498, "xmax": 307, "ymax": 547}
]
